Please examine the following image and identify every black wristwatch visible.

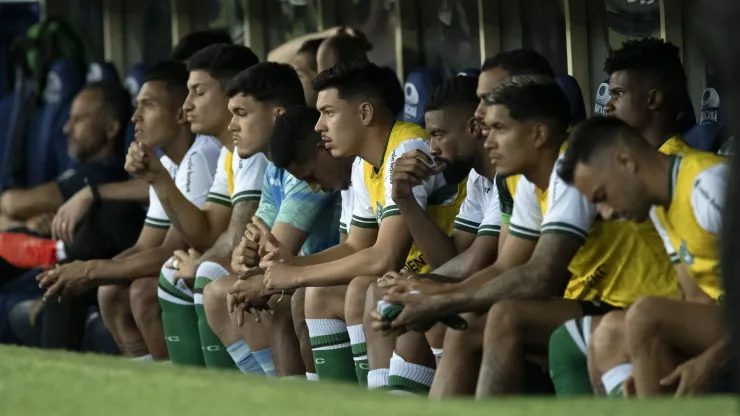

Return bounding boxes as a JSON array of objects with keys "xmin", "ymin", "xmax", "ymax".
[{"xmin": 85, "ymin": 178, "xmax": 102, "ymax": 203}]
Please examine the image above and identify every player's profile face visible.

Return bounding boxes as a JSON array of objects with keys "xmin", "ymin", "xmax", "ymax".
[
  {"xmin": 475, "ymin": 67, "xmax": 509, "ymax": 138},
  {"xmin": 64, "ymin": 88, "xmax": 109, "ymax": 160},
  {"xmin": 315, "ymin": 88, "xmax": 363, "ymax": 158},
  {"xmin": 184, "ymin": 70, "xmax": 231, "ymax": 136},
  {"xmin": 605, "ymin": 70, "xmax": 648, "ymax": 130},
  {"xmin": 573, "ymin": 157, "xmax": 650, "ymax": 222},
  {"xmin": 132, "ymin": 81, "xmax": 179, "ymax": 149},
  {"xmin": 227, "ymin": 94, "xmax": 274, "ymax": 159},
  {"xmin": 483, "ymin": 104, "xmax": 533, "ymax": 176},
  {"xmin": 425, "ymin": 109, "xmax": 476, "ymax": 184}
]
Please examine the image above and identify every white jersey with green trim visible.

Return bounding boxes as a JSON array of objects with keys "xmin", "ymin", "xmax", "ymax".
[
  {"xmin": 145, "ymin": 135, "xmax": 221, "ymax": 229},
  {"xmin": 454, "ymin": 169, "xmax": 502, "ymax": 237}
]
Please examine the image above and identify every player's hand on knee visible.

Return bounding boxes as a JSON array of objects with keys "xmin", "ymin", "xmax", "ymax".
[
  {"xmin": 231, "ymin": 236, "xmax": 251, "ymax": 274},
  {"xmin": 378, "ymin": 270, "xmax": 443, "ymax": 295},
  {"xmin": 660, "ymin": 354, "xmax": 714, "ymax": 397},
  {"xmin": 172, "ymin": 249, "xmax": 200, "ymax": 279}
]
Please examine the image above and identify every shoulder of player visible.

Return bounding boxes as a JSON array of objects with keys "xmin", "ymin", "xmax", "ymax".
[{"xmin": 689, "ymin": 163, "xmax": 727, "ymax": 216}]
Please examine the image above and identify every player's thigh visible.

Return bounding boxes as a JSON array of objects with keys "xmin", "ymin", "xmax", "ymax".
[
  {"xmin": 487, "ymin": 298, "xmax": 584, "ymax": 349},
  {"xmin": 626, "ymin": 296, "xmax": 724, "ymax": 356}
]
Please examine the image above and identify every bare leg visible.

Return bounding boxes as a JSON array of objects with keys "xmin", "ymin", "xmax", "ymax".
[
  {"xmin": 430, "ymin": 312, "xmax": 487, "ymax": 397},
  {"xmin": 589, "ymin": 311, "xmax": 626, "ymax": 395},
  {"xmin": 625, "ymin": 296, "xmax": 724, "ymax": 397},
  {"xmin": 476, "ymin": 299, "xmax": 583, "ymax": 398},
  {"xmin": 291, "ymin": 288, "xmax": 315, "ymax": 374},
  {"xmin": 98, "ymin": 284, "xmax": 148, "ymax": 357},
  {"xmin": 129, "ymin": 277, "xmax": 168, "ymax": 360},
  {"xmin": 203, "ymin": 276, "xmax": 248, "ymax": 348},
  {"xmin": 263, "ymin": 293, "xmax": 305, "ymax": 376},
  {"xmin": 364, "ymin": 282, "xmax": 396, "ymax": 370}
]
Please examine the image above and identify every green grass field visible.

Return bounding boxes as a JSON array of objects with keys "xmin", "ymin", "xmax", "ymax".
[{"xmin": 0, "ymin": 345, "xmax": 736, "ymax": 416}]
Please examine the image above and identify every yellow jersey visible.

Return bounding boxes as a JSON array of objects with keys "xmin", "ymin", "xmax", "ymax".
[
  {"xmin": 508, "ymin": 136, "xmax": 692, "ymax": 307},
  {"xmin": 651, "ymin": 151, "xmax": 728, "ymax": 300},
  {"xmin": 350, "ymin": 121, "xmax": 467, "ymax": 274}
]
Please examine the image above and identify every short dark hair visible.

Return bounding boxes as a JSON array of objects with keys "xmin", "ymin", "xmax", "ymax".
[
  {"xmin": 604, "ymin": 38, "xmax": 687, "ymax": 103},
  {"xmin": 322, "ymin": 33, "xmax": 373, "ymax": 62},
  {"xmin": 313, "ymin": 60, "xmax": 396, "ymax": 114},
  {"xmin": 296, "ymin": 38, "xmax": 325, "ymax": 71},
  {"xmin": 558, "ymin": 116, "xmax": 645, "ymax": 184},
  {"xmin": 170, "ymin": 30, "xmax": 233, "ymax": 62},
  {"xmin": 270, "ymin": 106, "xmax": 321, "ymax": 169},
  {"xmin": 483, "ymin": 75, "xmax": 571, "ymax": 132},
  {"xmin": 187, "ymin": 44, "xmax": 259, "ymax": 89},
  {"xmin": 225, "ymin": 62, "xmax": 305, "ymax": 107},
  {"xmin": 426, "ymin": 75, "xmax": 479, "ymax": 114},
  {"xmin": 143, "ymin": 60, "xmax": 189, "ymax": 102},
  {"xmin": 85, "ymin": 81, "xmax": 132, "ymax": 147},
  {"xmin": 481, "ymin": 49, "xmax": 555, "ymax": 78}
]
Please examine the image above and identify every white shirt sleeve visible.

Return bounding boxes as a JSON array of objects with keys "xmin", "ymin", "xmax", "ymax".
[
  {"xmin": 174, "ymin": 147, "xmax": 218, "ymax": 209},
  {"xmin": 340, "ymin": 187, "xmax": 354, "ymax": 235},
  {"xmin": 649, "ymin": 206, "xmax": 679, "ymax": 264},
  {"xmin": 691, "ymin": 163, "xmax": 728, "ymax": 235},
  {"xmin": 207, "ymin": 148, "xmax": 231, "ymax": 207},
  {"xmin": 540, "ymin": 157, "xmax": 596, "ymax": 244},
  {"xmin": 382, "ymin": 138, "xmax": 440, "ymax": 219},
  {"xmin": 145, "ymin": 156, "xmax": 174, "ymax": 229},
  {"xmin": 350, "ymin": 160, "xmax": 378, "ymax": 229},
  {"xmin": 454, "ymin": 170, "xmax": 483, "ymax": 234},
  {"xmin": 232, "ymin": 152, "xmax": 269, "ymax": 206},
  {"xmin": 508, "ymin": 177, "xmax": 543, "ymax": 241},
  {"xmin": 478, "ymin": 177, "xmax": 502, "ymax": 237}
]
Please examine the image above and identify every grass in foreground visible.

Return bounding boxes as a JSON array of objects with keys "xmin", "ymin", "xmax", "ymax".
[{"xmin": 0, "ymin": 345, "xmax": 736, "ymax": 416}]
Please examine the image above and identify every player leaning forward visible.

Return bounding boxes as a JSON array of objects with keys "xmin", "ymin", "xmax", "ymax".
[{"xmin": 559, "ymin": 116, "xmax": 730, "ymax": 397}]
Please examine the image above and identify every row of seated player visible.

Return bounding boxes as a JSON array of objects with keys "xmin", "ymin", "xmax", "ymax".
[
  {"xmin": 0, "ymin": 30, "xmax": 235, "ymax": 347},
  {"xmin": 0, "ymin": 29, "xmax": 731, "ymax": 399}
]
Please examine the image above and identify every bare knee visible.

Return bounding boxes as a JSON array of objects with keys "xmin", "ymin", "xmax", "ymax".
[
  {"xmin": 202, "ymin": 276, "xmax": 233, "ymax": 321},
  {"xmin": 444, "ymin": 313, "xmax": 485, "ymax": 354},
  {"xmin": 625, "ymin": 297, "xmax": 663, "ymax": 345},
  {"xmin": 306, "ymin": 284, "xmax": 349, "ymax": 320},
  {"xmin": 98, "ymin": 284, "xmax": 130, "ymax": 319},
  {"xmin": 591, "ymin": 311, "xmax": 628, "ymax": 371},
  {"xmin": 485, "ymin": 300, "xmax": 520, "ymax": 339},
  {"xmin": 345, "ymin": 276, "xmax": 377, "ymax": 324},
  {"xmin": 129, "ymin": 278, "xmax": 159, "ymax": 320}
]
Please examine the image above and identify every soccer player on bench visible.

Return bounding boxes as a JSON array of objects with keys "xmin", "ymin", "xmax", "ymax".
[
  {"xmin": 201, "ymin": 63, "xmax": 341, "ymax": 377},
  {"xmin": 548, "ymin": 38, "xmax": 697, "ymax": 397},
  {"xmin": 247, "ymin": 60, "xmax": 466, "ymax": 386},
  {"xmin": 37, "ymin": 61, "xmax": 221, "ymax": 360},
  {"xmin": 375, "ymin": 76, "xmax": 677, "ymax": 398},
  {"xmin": 125, "ymin": 44, "xmax": 264, "ymax": 368},
  {"xmin": 558, "ymin": 116, "xmax": 729, "ymax": 397}
]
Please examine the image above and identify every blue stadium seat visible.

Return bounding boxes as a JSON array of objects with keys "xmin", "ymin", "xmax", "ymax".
[
  {"xmin": 27, "ymin": 58, "xmax": 85, "ymax": 186},
  {"xmin": 685, "ymin": 87, "xmax": 724, "ymax": 151},
  {"xmin": 593, "ymin": 79, "xmax": 610, "ymax": 115},
  {"xmin": 556, "ymin": 75, "xmax": 586, "ymax": 126},
  {"xmin": 0, "ymin": 80, "xmax": 34, "ymax": 190},
  {"xmin": 86, "ymin": 61, "xmax": 120, "ymax": 84},
  {"xmin": 401, "ymin": 67, "xmax": 444, "ymax": 127},
  {"xmin": 457, "ymin": 68, "xmax": 481, "ymax": 78},
  {"xmin": 123, "ymin": 63, "xmax": 147, "ymax": 150}
]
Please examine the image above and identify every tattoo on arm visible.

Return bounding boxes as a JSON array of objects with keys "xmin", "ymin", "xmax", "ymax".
[
  {"xmin": 200, "ymin": 201, "xmax": 258, "ymax": 265},
  {"xmin": 466, "ymin": 233, "xmax": 580, "ymax": 312}
]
